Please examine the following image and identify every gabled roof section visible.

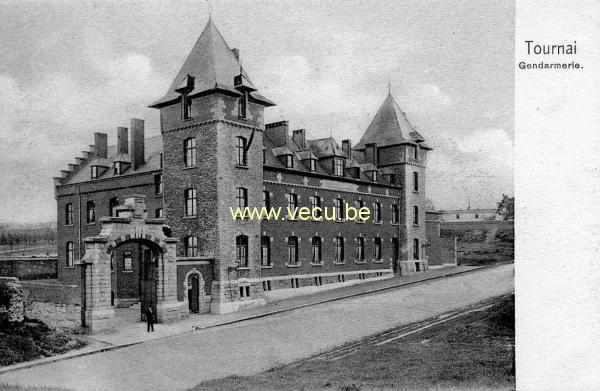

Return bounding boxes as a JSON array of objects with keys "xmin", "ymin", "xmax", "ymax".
[
  {"xmin": 150, "ymin": 17, "xmax": 274, "ymax": 107},
  {"xmin": 307, "ymin": 137, "xmax": 348, "ymax": 158},
  {"xmin": 354, "ymin": 92, "xmax": 417, "ymax": 150}
]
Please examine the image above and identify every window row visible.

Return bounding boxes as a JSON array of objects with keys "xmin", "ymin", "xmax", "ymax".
[
  {"xmin": 64, "ymin": 199, "xmax": 163, "ymax": 225},
  {"xmin": 183, "ymin": 136, "xmax": 249, "ymax": 168}
]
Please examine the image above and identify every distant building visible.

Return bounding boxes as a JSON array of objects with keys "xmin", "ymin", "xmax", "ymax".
[{"xmin": 439, "ymin": 208, "xmax": 501, "ymax": 222}]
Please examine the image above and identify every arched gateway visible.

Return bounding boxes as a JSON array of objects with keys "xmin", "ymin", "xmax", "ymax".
[{"xmin": 77, "ymin": 195, "xmax": 187, "ymax": 333}]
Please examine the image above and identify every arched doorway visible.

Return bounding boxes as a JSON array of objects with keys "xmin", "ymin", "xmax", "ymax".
[
  {"xmin": 79, "ymin": 195, "xmax": 187, "ymax": 333},
  {"xmin": 109, "ymin": 239, "xmax": 162, "ymax": 322}
]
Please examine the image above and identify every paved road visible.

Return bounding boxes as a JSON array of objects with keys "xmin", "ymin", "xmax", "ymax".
[{"xmin": 0, "ymin": 264, "xmax": 514, "ymax": 391}]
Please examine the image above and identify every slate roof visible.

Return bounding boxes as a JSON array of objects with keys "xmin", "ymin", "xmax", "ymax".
[
  {"xmin": 150, "ymin": 17, "xmax": 274, "ymax": 108},
  {"xmin": 307, "ymin": 138, "xmax": 348, "ymax": 158},
  {"xmin": 354, "ymin": 92, "xmax": 418, "ymax": 150}
]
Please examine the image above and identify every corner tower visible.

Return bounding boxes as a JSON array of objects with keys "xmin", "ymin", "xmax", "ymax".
[
  {"xmin": 354, "ymin": 92, "xmax": 433, "ymax": 274},
  {"xmin": 150, "ymin": 17, "xmax": 275, "ymax": 313}
]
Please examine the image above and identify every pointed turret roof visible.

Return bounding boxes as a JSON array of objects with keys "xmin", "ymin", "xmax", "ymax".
[
  {"xmin": 150, "ymin": 17, "xmax": 274, "ymax": 107},
  {"xmin": 354, "ymin": 92, "xmax": 417, "ymax": 150}
]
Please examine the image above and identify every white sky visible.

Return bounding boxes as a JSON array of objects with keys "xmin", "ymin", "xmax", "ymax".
[{"xmin": 0, "ymin": 0, "xmax": 513, "ymax": 224}]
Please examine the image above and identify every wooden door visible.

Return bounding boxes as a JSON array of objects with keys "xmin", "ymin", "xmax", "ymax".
[
  {"xmin": 140, "ymin": 249, "xmax": 156, "ymax": 321},
  {"xmin": 188, "ymin": 274, "xmax": 200, "ymax": 313}
]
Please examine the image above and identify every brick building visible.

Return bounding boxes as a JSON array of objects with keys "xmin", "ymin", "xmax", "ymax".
[{"xmin": 53, "ymin": 18, "xmax": 434, "ymax": 331}]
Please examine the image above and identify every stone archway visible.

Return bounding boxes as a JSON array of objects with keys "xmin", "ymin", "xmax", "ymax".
[
  {"xmin": 78, "ymin": 195, "xmax": 187, "ymax": 333},
  {"xmin": 183, "ymin": 268, "xmax": 206, "ymax": 314}
]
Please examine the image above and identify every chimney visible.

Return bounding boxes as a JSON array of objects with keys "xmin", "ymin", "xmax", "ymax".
[
  {"xmin": 231, "ymin": 48, "xmax": 240, "ymax": 60},
  {"xmin": 131, "ymin": 118, "xmax": 145, "ymax": 170},
  {"xmin": 94, "ymin": 133, "xmax": 108, "ymax": 159},
  {"xmin": 365, "ymin": 143, "xmax": 377, "ymax": 165},
  {"xmin": 117, "ymin": 127, "xmax": 129, "ymax": 154},
  {"xmin": 292, "ymin": 129, "xmax": 306, "ymax": 149},
  {"xmin": 265, "ymin": 121, "xmax": 289, "ymax": 147},
  {"xmin": 342, "ymin": 139, "xmax": 351, "ymax": 157}
]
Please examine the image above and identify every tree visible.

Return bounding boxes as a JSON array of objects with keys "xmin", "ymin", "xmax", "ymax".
[
  {"xmin": 496, "ymin": 194, "xmax": 514, "ymax": 221},
  {"xmin": 424, "ymin": 198, "xmax": 436, "ymax": 211}
]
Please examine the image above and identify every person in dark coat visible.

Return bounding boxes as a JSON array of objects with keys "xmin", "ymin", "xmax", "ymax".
[{"xmin": 145, "ymin": 305, "xmax": 154, "ymax": 332}]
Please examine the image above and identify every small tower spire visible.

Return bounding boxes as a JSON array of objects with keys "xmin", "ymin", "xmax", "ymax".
[{"xmin": 387, "ymin": 79, "xmax": 392, "ymax": 94}]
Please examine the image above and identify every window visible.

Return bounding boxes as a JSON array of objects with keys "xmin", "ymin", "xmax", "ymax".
[
  {"xmin": 184, "ymin": 188, "xmax": 197, "ymax": 217},
  {"xmin": 239, "ymin": 285, "xmax": 251, "ymax": 298},
  {"xmin": 238, "ymin": 92, "xmax": 248, "ymax": 118},
  {"xmin": 413, "ymin": 172, "xmax": 419, "ymax": 192},
  {"xmin": 154, "ymin": 174, "xmax": 163, "ymax": 195},
  {"xmin": 337, "ymin": 274, "xmax": 345, "ymax": 282},
  {"xmin": 90, "ymin": 166, "xmax": 99, "ymax": 179},
  {"xmin": 333, "ymin": 158, "xmax": 345, "ymax": 176},
  {"xmin": 65, "ymin": 203, "xmax": 73, "ymax": 225},
  {"xmin": 374, "ymin": 202, "xmax": 382, "ymax": 223},
  {"xmin": 287, "ymin": 236, "xmax": 298, "ymax": 265},
  {"xmin": 309, "ymin": 196, "xmax": 322, "ymax": 219},
  {"xmin": 237, "ymin": 187, "xmax": 248, "ymax": 209},
  {"xmin": 113, "ymin": 162, "xmax": 124, "ymax": 175},
  {"xmin": 356, "ymin": 200, "xmax": 365, "ymax": 223},
  {"xmin": 374, "ymin": 237, "xmax": 382, "ymax": 261},
  {"xmin": 475, "ymin": 214, "xmax": 479, "ymax": 219},
  {"xmin": 159, "ymin": 153, "xmax": 163, "ymax": 168},
  {"xmin": 182, "ymin": 94, "xmax": 192, "ymax": 119},
  {"xmin": 236, "ymin": 137, "xmax": 247, "ymax": 166},
  {"xmin": 392, "ymin": 204, "xmax": 399, "ymax": 224},
  {"xmin": 123, "ymin": 251, "xmax": 133, "ymax": 271},
  {"xmin": 86, "ymin": 201, "xmax": 95, "ymax": 224},
  {"xmin": 334, "ymin": 198, "xmax": 344, "ymax": 221},
  {"xmin": 456, "ymin": 214, "xmax": 460, "ymax": 219},
  {"xmin": 263, "ymin": 191, "xmax": 270, "ymax": 209},
  {"xmin": 392, "ymin": 238, "xmax": 400, "ymax": 262},
  {"xmin": 371, "ymin": 171, "xmax": 378, "ymax": 181},
  {"xmin": 355, "ymin": 237, "xmax": 365, "ymax": 262},
  {"xmin": 335, "ymin": 237, "xmax": 344, "ymax": 263},
  {"xmin": 184, "ymin": 236, "xmax": 198, "ymax": 257},
  {"xmin": 414, "ymin": 145, "xmax": 419, "ymax": 159},
  {"xmin": 413, "ymin": 206, "xmax": 419, "ymax": 225},
  {"xmin": 155, "ymin": 208, "xmax": 163, "ymax": 218},
  {"xmin": 285, "ymin": 154, "xmax": 294, "ymax": 168},
  {"xmin": 184, "ymin": 138, "xmax": 196, "ymax": 167},
  {"xmin": 262, "ymin": 280, "xmax": 272, "ymax": 291},
  {"xmin": 389, "ymin": 173, "xmax": 397, "ymax": 185},
  {"xmin": 309, "ymin": 159, "xmax": 316, "ymax": 172},
  {"xmin": 261, "ymin": 236, "xmax": 271, "ymax": 266},
  {"xmin": 413, "ymin": 238, "xmax": 420, "ymax": 260},
  {"xmin": 286, "ymin": 193, "xmax": 298, "ymax": 211},
  {"xmin": 109, "ymin": 198, "xmax": 119, "ymax": 217},
  {"xmin": 291, "ymin": 278, "xmax": 300, "ymax": 288},
  {"xmin": 314, "ymin": 276, "xmax": 323, "ymax": 286},
  {"xmin": 66, "ymin": 242, "xmax": 74, "ymax": 267},
  {"xmin": 311, "ymin": 237, "xmax": 322, "ymax": 264},
  {"xmin": 236, "ymin": 235, "xmax": 249, "ymax": 267}
]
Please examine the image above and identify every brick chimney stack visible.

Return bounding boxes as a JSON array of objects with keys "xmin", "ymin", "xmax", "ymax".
[
  {"xmin": 292, "ymin": 129, "xmax": 306, "ymax": 149},
  {"xmin": 342, "ymin": 139, "xmax": 351, "ymax": 157},
  {"xmin": 94, "ymin": 133, "xmax": 108, "ymax": 159},
  {"xmin": 117, "ymin": 127, "xmax": 128, "ymax": 155},
  {"xmin": 131, "ymin": 118, "xmax": 145, "ymax": 170},
  {"xmin": 265, "ymin": 121, "xmax": 289, "ymax": 147}
]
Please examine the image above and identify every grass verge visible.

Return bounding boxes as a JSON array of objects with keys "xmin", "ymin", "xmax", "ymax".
[{"xmin": 190, "ymin": 295, "xmax": 515, "ymax": 391}]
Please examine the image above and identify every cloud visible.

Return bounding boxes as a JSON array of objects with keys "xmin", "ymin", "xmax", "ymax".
[{"xmin": 426, "ymin": 128, "xmax": 514, "ymax": 210}]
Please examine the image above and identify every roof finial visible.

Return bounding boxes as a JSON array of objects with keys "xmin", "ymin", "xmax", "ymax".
[
  {"xmin": 387, "ymin": 79, "xmax": 392, "ymax": 94},
  {"xmin": 207, "ymin": 0, "xmax": 213, "ymax": 19}
]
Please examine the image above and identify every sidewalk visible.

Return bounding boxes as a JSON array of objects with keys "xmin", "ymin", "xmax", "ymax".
[{"xmin": 0, "ymin": 263, "xmax": 495, "ymax": 374}]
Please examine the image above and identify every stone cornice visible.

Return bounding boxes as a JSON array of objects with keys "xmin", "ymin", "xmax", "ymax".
[{"xmin": 161, "ymin": 118, "xmax": 263, "ymax": 135}]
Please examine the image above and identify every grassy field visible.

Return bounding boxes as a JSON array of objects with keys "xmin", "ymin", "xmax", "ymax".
[
  {"xmin": 440, "ymin": 222, "xmax": 514, "ymax": 266},
  {"xmin": 0, "ymin": 317, "xmax": 85, "ymax": 367},
  {"xmin": 190, "ymin": 295, "xmax": 515, "ymax": 391}
]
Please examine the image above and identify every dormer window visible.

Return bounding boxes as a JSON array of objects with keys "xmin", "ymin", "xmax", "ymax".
[
  {"xmin": 91, "ymin": 166, "xmax": 100, "ymax": 179},
  {"xmin": 113, "ymin": 161, "xmax": 127, "ymax": 175},
  {"xmin": 309, "ymin": 159, "xmax": 316, "ymax": 172},
  {"xmin": 333, "ymin": 158, "xmax": 345, "ymax": 176},
  {"xmin": 285, "ymin": 154, "xmax": 294, "ymax": 169},
  {"xmin": 368, "ymin": 171, "xmax": 378, "ymax": 181}
]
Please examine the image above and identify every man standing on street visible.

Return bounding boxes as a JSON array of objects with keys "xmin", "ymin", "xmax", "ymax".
[{"xmin": 145, "ymin": 305, "xmax": 154, "ymax": 332}]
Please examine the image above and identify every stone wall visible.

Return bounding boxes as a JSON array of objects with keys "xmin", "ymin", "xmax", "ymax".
[
  {"xmin": 21, "ymin": 281, "xmax": 82, "ymax": 330},
  {"xmin": 0, "ymin": 277, "xmax": 24, "ymax": 322},
  {"xmin": 0, "ymin": 257, "xmax": 58, "ymax": 280}
]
